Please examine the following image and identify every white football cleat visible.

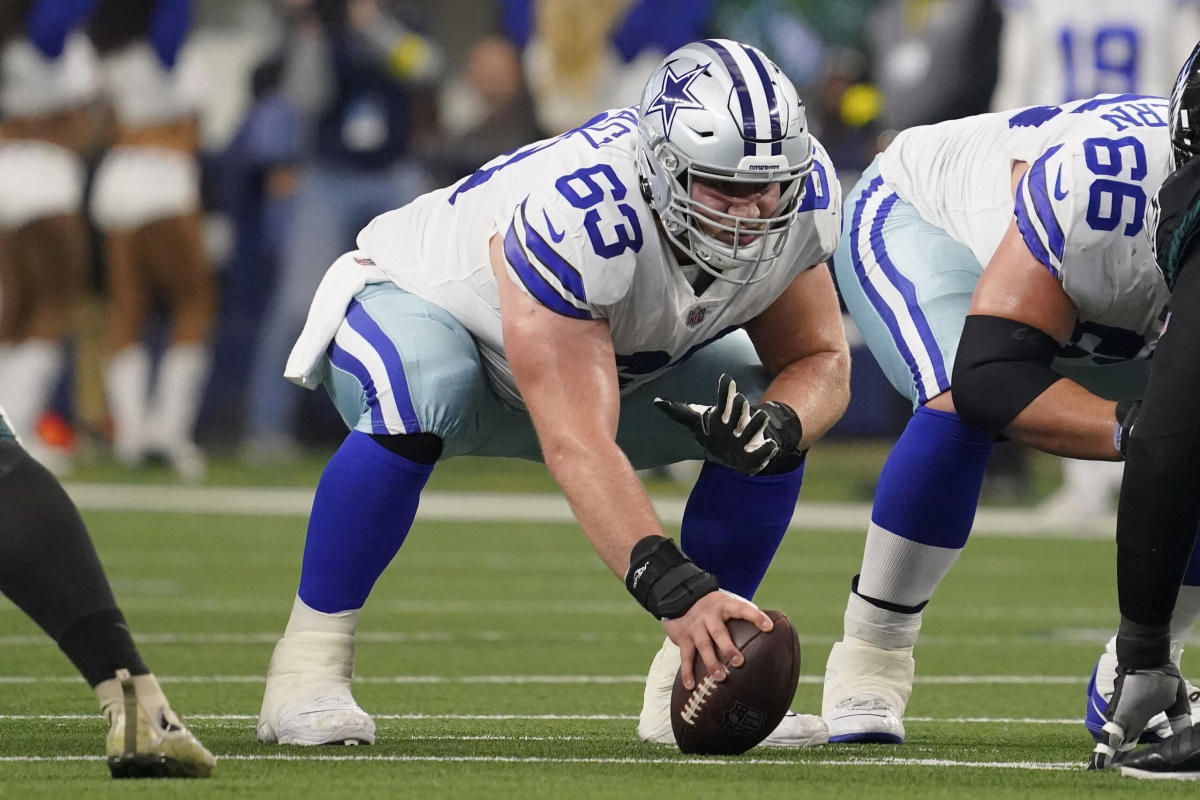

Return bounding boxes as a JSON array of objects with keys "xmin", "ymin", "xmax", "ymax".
[
  {"xmin": 637, "ymin": 636, "xmax": 680, "ymax": 744},
  {"xmin": 760, "ymin": 711, "xmax": 829, "ymax": 747},
  {"xmin": 637, "ymin": 635, "xmax": 826, "ymax": 748},
  {"xmin": 822, "ymin": 636, "xmax": 913, "ymax": 744},
  {"xmin": 97, "ymin": 669, "xmax": 215, "ymax": 778},
  {"xmin": 258, "ymin": 629, "xmax": 375, "ymax": 746}
]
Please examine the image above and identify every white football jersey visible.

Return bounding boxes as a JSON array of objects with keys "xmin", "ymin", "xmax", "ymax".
[
  {"xmin": 992, "ymin": 0, "xmax": 1200, "ymax": 110},
  {"xmin": 880, "ymin": 94, "xmax": 1172, "ymax": 363},
  {"xmin": 356, "ymin": 107, "xmax": 841, "ymax": 406}
]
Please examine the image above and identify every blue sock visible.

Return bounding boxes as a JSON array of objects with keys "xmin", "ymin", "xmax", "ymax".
[
  {"xmin": 298, "ymin": 431, "xmax": 434, "ymax": 613},
  {"xmin": 681, "ymin": 460, "xmax": 805, "ymax": 600},
  {"xmin": 872, "ymin": 406, "xmax": 995, "ymax": 549}
]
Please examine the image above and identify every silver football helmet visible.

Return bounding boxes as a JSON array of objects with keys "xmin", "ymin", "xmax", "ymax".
[{"xmin": 637, "ymin": 39, "xmax": 813, "ymax": 284}]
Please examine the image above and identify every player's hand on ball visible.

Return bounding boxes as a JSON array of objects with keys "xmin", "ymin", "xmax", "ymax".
[{"xmin": 662, "ymin": 590, "xmax": 773, "ymax": 690}]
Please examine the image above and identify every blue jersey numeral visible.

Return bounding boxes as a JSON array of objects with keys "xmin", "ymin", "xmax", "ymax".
[
  {"xmin": 555, "ymin": 164, "xmax": 643, "ymax": 259},
  {"xmin": 1082, "ymin": 136, "xmax": 1147, "ymax": 236},
  {"xmin": 1059, "ymin": 25, "xmax": 1139, "ymax": 101},
  {"xmin": 796, "ymin": 161, "xmax": 831, "ymax": 213}
]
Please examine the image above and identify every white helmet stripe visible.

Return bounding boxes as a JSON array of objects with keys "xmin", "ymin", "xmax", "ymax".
[
  {"xmin": 700, "ymin": 39, "xmax": 780, "ymax": 158},
  {"xmin": 743, "ymin": 46, "xmax": 783, "ymax": 156}
]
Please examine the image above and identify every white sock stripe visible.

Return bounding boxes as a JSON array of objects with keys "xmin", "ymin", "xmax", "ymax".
[{"xmin": 856, "ymin": 522, "xmax": 963, "ymax": 610}]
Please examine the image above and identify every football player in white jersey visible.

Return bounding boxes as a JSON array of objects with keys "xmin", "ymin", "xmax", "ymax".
[
  {"xmin": 823, "ymin": 93, "xmax": 1200, "ymax": 746},
  {"xmin": 993, "ymin": 0, "xmax": 1200, "ymax": 534},
  {"xmin": 257, "ymin": 39, "xmax": 849, "ymax": 750}
]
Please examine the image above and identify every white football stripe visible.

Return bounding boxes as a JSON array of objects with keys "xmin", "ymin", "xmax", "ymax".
[
  {"xmin": 55, "ymin": 486, "xmax": 1121, "ymax": 539},
  {"xmin": 333, "ymin": 320, "xmax": 407, "ymax": 434},
  {"xmin": 0, "ymin": 754, "xmax": 1082, "ymax": 770},
  {"xmin": 854, "ymin": 182, "xmax": 944, "ymax": 401},
  {"xmin": 0, "ymin": 674, "xmax": 1088, "ymax": 685}
]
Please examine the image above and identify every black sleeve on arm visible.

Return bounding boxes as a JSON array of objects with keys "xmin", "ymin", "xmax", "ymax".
[
  {"xmin": 1116, "ymin": 247, "xmax": 1200, "ymax": 668},
  {"xmin": 951, "ymin": 314, "xmax": 1063, "ymax": 435}
]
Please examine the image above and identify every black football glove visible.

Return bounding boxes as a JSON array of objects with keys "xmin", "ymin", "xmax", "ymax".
[
  {"xmin": 653, "ymin": 373, "xmax": 805, "ymax": 476},
  {"xmin": 1149, "ymin": 153, "xmax": 1200, "ymax": 290},
  {"xmin": 1087, "ymin": 662, "xmax": 1192, "ymax": 770}
]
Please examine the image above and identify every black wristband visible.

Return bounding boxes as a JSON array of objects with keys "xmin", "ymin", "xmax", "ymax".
[
  {"xmin": 625, "ymin": 535, "xmax": 719, "ymax": 619},
  {"xmin": 757, "ymin": 401, "xmax": 807, "ymax": 475},
  {"xmin": 1116, "ymin": 617, "xmax": 1172, "ymax": 671}
]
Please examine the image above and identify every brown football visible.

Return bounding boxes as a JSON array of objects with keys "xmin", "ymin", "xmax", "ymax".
[{"xmin": 670, "ymin": 609, "xmax": 801, "ymax": 755}]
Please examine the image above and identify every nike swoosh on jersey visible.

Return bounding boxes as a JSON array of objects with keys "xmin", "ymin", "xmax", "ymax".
[
  {"xmin": 543, "ymin": 211, "xmax": 566, "ymax": 243},
  {"xmin": 1054, "ymin": 167, "xmax": 1068, "ymax": 201}
]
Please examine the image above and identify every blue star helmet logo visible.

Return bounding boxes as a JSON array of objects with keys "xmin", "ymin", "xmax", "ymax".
[{"xmin": 645, "ymin": 62, "xmax": 709, "ymax": 138}]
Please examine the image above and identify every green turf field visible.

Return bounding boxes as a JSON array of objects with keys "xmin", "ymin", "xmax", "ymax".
[{"xmin": 0, "ymin": 453, "xmax": 1188, "ymax": 798}]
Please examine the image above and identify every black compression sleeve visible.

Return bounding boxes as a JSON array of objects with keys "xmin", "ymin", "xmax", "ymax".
[
  {"xmin": 951, "ymin": 315, "xmax": 1063, "ymax": 434},
  {"xmin": 0, "ymin": 441, "xmax": 147, "ymax": 685},
  {"xmin": 1116, "ymin": 245, "xmax": 1200, "ymax": 653}
]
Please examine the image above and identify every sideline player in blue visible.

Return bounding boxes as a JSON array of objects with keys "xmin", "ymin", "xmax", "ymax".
[
  {"xmin": 822, "ymin": 91, "xmax": 1200, "ymax": 745},
  {"xmin": 1091, "ymin": 41, "xmax": 1200, "ymax": 778},
  {"xmin": 256, "ymin": 39, "xmax": 849, "ymax": 749}
]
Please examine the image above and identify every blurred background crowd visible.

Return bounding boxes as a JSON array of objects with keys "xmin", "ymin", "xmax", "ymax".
[{"xmin": 1, "ymin": 0, "xmax": 1197, "ymax": 511}]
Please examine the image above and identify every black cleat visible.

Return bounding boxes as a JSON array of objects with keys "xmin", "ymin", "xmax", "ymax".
[{"xmin": 1121, "ymin": 724, "xmax": 1200, "ymax": 780}]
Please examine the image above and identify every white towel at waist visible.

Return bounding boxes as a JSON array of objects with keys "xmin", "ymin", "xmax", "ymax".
[{"xmin": 284, "ymin": 250, "xmax": 390, "ymax": 389}]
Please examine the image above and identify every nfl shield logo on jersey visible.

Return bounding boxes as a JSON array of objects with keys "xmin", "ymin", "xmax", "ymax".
[{"xmin": 685, "ymin": 305, "xmax": 707, "ymax": 327}]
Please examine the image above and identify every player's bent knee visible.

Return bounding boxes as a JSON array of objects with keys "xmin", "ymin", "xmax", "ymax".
[{"xmin": 369, "ymin": 432, "xmax": 444, "ymax": 465}]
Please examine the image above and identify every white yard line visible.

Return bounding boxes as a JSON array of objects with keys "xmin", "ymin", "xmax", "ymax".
[
  {"xmin": 0, "ymin": 713, "xmax": 1084, "ymax": 724},
  {"xmin": 0, "ymin": 674, "xmax": 1087, "ymax": 685},
  {"xmin": 60, "ymin": 483, "xmax": 1116, "ymax": 539},
  {"xmin": 0, "ymin": 753, "xmax": 1083, "ymax": 770},
  {"xmin": 0, "ymin": 630, "xmax": 1114, "ymax": 647}
]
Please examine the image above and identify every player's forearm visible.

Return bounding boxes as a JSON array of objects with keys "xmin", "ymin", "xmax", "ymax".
[
  {"xmin": 540, "ymin": 433, "xmax": 663, "ymax": 577},
  {"xmin": 760, "ymin": 348, "xmax": 850, "ymax": 449},
  {"xmin": 1003, "ymin": 380, "xmax": 1122, "ymax": 459}
]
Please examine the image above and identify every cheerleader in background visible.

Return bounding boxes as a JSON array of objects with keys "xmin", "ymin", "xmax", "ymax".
[
  {"xmin": 88, "ymin": 0, "xmax": 214, "ymax": 482},
  {"xmin": 0, "ymin": 0, "xmax": 99, "ymax": 473}
]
